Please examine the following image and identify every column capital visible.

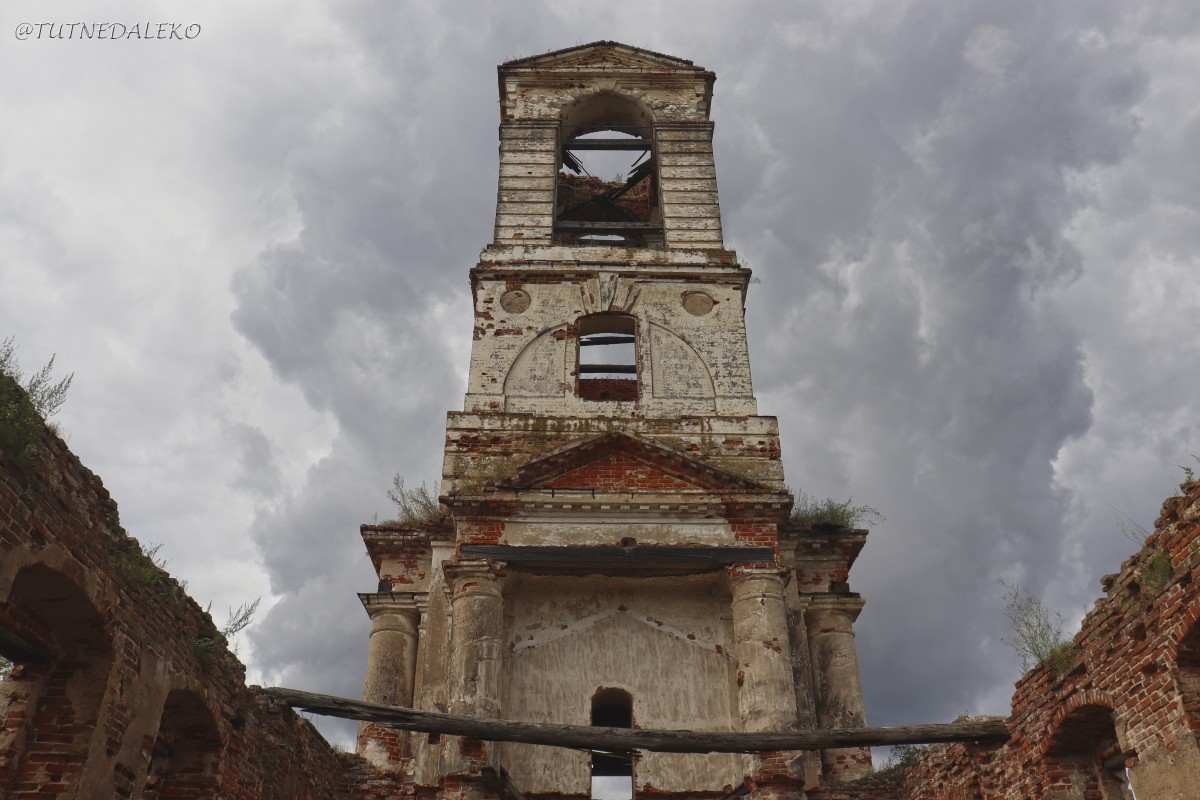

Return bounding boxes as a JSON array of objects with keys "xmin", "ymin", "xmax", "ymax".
[
  {"xmin": 443, "ymin": 559, "xmax": 506, "ymax": 596},
  {"xmin": 804, "ymin": 594, "xmax": 865, "ymax": 625},
  {"xmin": 358, "ymin": 591, "xmax": 428, "ymax": 617}
]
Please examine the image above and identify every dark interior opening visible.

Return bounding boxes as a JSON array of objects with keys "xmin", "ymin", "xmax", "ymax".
[
  {"xmin": 591, "ymin": 688, "xmax": 634, "ymax": 798},
  {"xmin": 578, "ymin": 315, "xmax": 638, "ymax": 401}
]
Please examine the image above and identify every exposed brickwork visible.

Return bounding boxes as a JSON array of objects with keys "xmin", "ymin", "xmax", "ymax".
[
  {"xmin": 542, "ymin": 453, "xmax": 698, "ymax": 493},
  {"xmin": 578, "ymin": 377, "xmax": 639, "ymax": 401},
  {"xmin": 0, "ymin": 427, "xmax": 410, "ymax": 798},
  {"xmin": 887, "ymin": 481, "xmax": 1200, "ymax": 799}
]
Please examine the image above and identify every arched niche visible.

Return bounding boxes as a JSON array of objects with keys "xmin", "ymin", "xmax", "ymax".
[
  {"xmin": 141, "ymin": 689, "xmax": 222, "ymax": 798},
  {"xmin": 0, "ymin": 562, "xmax": 112, "ymax": 797},
  {"xmin": 1043, "ymin": 703, "xmax": 1135, "ymax": 800},
  {"xmin": 1176, "ymin": 616, "xmax": 1200, "ymax": 715}
]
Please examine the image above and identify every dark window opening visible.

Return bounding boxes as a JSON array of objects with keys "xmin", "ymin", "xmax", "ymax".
[
  {"xmin": 591, "ymin": 688, "xmax": 633, "ymax": 800},
  {"xmin": 578, "ymin": 315, "xmax": 638, "ymax": 401},
  {"xmin": 555, "ymin": 93, "xmax": 661, "ymax": 247}
]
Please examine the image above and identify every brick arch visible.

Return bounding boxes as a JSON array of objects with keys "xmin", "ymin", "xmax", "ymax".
[
  {"xmin": 1040, "ymin": 695, "xmax": 1133, "ymax": 800},
  {"xmin": 0, "ymin": 561, "xmax": 114, "ymax": 797},
  {"xmin": 141, "ymin": 688, "xmax": 222, "ymax": 798},
  {"xmin": 1170, "ymin": 607, "xmax": 1200, "ymax": 745}
]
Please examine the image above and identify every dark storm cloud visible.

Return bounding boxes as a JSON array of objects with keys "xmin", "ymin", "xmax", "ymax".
[{"xmin": 208, "ymin": 0, "xmax": 1200, "ymax": 743}]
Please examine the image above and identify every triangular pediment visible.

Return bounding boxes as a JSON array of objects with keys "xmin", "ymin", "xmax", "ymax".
[
  {"xmin": 498, "ymin": 432, "xmax": 770, "ymax": 494},
  {"xmin": 501, "ymin": 41, "xmax": 704, "ymax": 73}
]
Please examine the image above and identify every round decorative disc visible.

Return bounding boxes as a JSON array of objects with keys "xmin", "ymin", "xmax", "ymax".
[
  {"xmin": 682, "ymin": 291, "xmax": 715, "ymax": 316},
  {"xmin": 499, "ymin": 290, "xmax": 531, "ymax": 314}
]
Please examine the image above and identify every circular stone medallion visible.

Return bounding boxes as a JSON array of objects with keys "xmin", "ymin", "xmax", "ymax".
[
  {"xmin": 499, "ymin": 290, "xmax": 531, "ymax": 314},
  {"xmin": 682, "ymin": 291, "xmax": 715, "ymax": 316}
]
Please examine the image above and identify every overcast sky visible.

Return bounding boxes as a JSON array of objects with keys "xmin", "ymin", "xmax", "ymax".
[{"xmin": 3, "ymin": 1, "xmax": 1199, "ymax": 749}]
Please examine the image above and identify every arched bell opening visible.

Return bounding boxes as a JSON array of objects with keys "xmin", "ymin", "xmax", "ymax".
[{"xmin": 556, "ymin": 92, "xmax": 661, "ymax": 248}]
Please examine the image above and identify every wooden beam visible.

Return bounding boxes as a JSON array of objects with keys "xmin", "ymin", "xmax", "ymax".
[
  {"xmin": 459, "ymin": 545, "xmax": 776, "ymax": 569},
  {"xmin": 555, "ymin": 221, "xmax": 662, "ymax": 232},
  {"xmin": 564, "ymin": 138, "xmax": 652, "ymax": 151},
  {"xmin": 264, "ymin": 688, "xmax": 1009, "ymax": 754}
]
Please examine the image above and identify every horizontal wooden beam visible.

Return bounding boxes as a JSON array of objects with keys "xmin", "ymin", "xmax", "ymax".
[
  {"xmin": 264, "ymin": 687, "xmax": 1010, "ymax": 754},
  {"xmin": 555, "ymin": 221, "xmax": 662, "ymax": 232},
  {"xmin": 564, "ymin": 138, "xmax": 652, "ymax": 151},
  {"xmin": 460, "ymin": 545, "xmax": 776, "ymax": 569}
]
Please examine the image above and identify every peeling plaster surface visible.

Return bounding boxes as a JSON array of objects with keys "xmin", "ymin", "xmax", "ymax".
[{"xmin": 498, "ymin": 574, "xmax": 745, "ymax": 793}]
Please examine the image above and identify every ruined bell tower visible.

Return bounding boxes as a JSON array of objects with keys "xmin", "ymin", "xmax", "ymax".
[{"xmin": 356, "ymin": 42, "xmax": 873, "ymax": 800}]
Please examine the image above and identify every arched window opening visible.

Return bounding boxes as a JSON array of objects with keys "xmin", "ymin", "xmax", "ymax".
[
  {"xmin": 556, "ymin": 93, "xmax": 661, "ymax": 248},
  {"xmin": 142, "ymin": 690, "xmax": 221, "ymax": 798},
  {"xmin": 591, "ymin": 688, "xmax": 633, "ymax": 800},
  {"xmin": 577, "ymin": 315, "xmax": 638, "ymax": 402},
  {"xmin": 1045, "ymin": 704, "xmax": 1136, "ymax": 800},
  {"xmin": 0, "ymin": 564, "xmax": 111, "ymax": 797}
]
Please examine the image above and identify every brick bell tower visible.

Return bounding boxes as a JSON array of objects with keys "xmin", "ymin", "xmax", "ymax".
[{"xmin": 355, "ymin": 42, "xmax": 873, "ymax": 800}]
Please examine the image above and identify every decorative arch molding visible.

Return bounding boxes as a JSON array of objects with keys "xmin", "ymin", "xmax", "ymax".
[
  {"xmin": 503, "ymin": 324, "xmax": 569, "ymax": 400},
  {"xmin": 647, "ymin": 322, "xmax": 715, "ymax": 406}
]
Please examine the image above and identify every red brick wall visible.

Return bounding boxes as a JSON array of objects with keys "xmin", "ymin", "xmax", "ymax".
[
  {"xmin": 0, "ymin": 426, "xmax": 410, "ymax": 798},
  {"xmin": 543, "ymin": 453, "xmax": 697, "ymax": 492},
  {"xmin": 896, "ymin": 480, "xmax": 1200, "ymax": 799},
  {"xmin": 578, "ymin": 377, "xmax": 639, "ymax": 401}
]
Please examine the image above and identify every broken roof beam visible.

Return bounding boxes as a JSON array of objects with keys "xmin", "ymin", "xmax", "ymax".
[{"xmin": 264, "ymin": 687, "xmax": 1009, "ymax": 754}]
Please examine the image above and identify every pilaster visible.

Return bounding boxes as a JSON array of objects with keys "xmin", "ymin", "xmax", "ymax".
[
  {"xmin": 728, "ymin": 566, "xmax": 805, "ymax": 797},
  {"xmin": 440, "ymin": 560, "xmax": 506, "ymax": 790},
  {"xmin": 805, "ymin": 594, "xmax": 871, "ymax": 782},
  {"xmin": 357, "ymin": 592, "xmax": 425, "ymax": 770}
]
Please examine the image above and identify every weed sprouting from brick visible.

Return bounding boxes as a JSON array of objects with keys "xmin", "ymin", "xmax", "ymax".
[
  {"xmin": 0, "ymin": 336, "xmax": 73, "ymax": 470},
  {"xmin": 195, "ymin": 598, "xmax": 261, "ymax": 666},
  {"xmin": 874, "ymin": 743, "xmax": 924, "ymax": 784},
  {"xmin": 111, "ymin": 540, "xmax": 170, "ymax": 587},
  {"xmin": 385, "ymin": 475, "xmax": 441, "ymax": 526},
  {"xmin": 997, "ymin": 578, "xmax": 1077, "ymax": 674},
  {"xmin": 789, "ymin": 490, "xmax": 884, "ymax": 529},
  {"xmin": 1114, "ymin": 507, "xmax": 1175, "ymax": 594}
]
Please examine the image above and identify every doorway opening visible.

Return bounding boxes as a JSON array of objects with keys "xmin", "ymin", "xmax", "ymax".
[{"xmin": 590, "ymin": 688, "xmax": 634, "ymax": 800}]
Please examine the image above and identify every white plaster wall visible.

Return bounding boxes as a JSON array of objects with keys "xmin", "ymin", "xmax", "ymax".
[
  {"xmin": 466, "ymin": 274, "xmax": 757, "ymax": 418},
  {"xmin": 497, "ymin": 574, "xmax": 746, "ymax": 794},
  {"xmin": 501, "ymin": 515, "xmax": 734, "ymax": 547}
]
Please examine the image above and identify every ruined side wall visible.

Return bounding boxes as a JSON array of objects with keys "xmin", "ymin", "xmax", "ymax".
[
  {"xmin": 0, "ymin": 426, "xmax": 406, "ymax": 798},
  {"xmin": 896, "ymin": 480, "xmax": 1200, "ymax": 799}
]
